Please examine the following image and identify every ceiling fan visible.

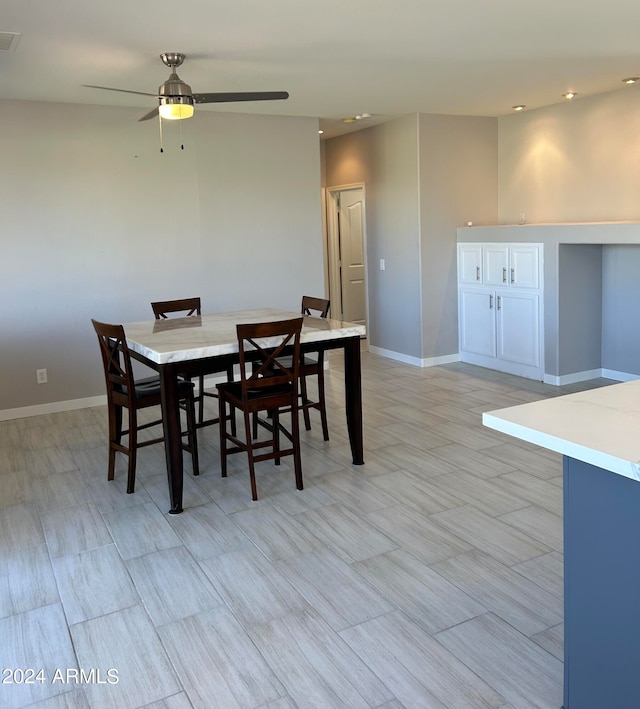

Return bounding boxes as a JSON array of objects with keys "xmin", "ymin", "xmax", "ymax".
[{"xmin": 83, "ymin": 52, "xmax": 289, "ymax": 121}]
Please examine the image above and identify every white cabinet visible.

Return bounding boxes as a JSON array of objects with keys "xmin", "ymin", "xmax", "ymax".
[{"xmin": 458, "ymin": 243, "xmax": 543, "ymax": 380}]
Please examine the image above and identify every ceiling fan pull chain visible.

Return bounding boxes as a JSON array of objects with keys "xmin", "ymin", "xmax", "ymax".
[
  {"xmin": 158, "ymin": 113, "xmax": 164, "ymax": 153},
  {"xmin": 180, "ymin": 119, "xmax": 184, "ymax": 151}
]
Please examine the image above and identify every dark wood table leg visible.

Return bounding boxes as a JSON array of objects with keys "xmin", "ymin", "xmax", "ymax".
[
  {"xmin": 159, "ymin": 363, "xmax": 184, "ymax": 514},
  {"xmin": 343, "ymin": 336, "xmax": 364, "ymax": 465}
]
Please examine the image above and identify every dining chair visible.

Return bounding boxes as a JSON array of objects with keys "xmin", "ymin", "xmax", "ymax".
[
  {"xmin": 217, "ymin": 317, "xmax": 304, "ymax": 501},
  {"xmin": 91, "ymin": 319, "xmax": 199, "ymax": 494},
  {"xmin": 150, "ymin": 297, "xmax": 235, "ymax": 430},
  {"xmin": 252, "ymin": 295, "xmax": 331, "ymax": 441}
]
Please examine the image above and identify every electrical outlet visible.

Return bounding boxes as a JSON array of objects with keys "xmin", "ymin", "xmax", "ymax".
[
  {"xmin": 379, "ymin": 259, "xmax": 385, "ymax": 271},
  {"xmin": 36, "ymin": 368, "xmax": 48, "ymax": 384}
]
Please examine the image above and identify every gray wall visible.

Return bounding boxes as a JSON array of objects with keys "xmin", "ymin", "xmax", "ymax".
[
  {"xmin": 419, "ymin": 114, "xmax": 497, "ymax": 359},
  {"xmin": 325, "ymin": 115, "xmax": 423, "ymax": 358},
  {"xmin": 602, "ymin": 246, "xmax": 640, "ymax": 375},
  {"xmin": 0, "ymin": 100, "xmax": 324, "ymax": 413},
  {"xmin": 324, "ymin": 113, "xmax": 498, "ymax": 362}
]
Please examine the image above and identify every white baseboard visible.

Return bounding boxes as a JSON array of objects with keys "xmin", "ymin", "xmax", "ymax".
[
  {"xmin": 368, "ymin": 346, "xmax": 460, "ymax": 368},
  {"xmin": 0, "ymin": 395, "xmax": 107, "ymax": 422},
  {"xmin": 543, "ymin": 368, "xmax": 640, "ymax": 386}
]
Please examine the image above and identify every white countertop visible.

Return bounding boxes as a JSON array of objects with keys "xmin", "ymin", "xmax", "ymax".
[
  {"xmin": 123, "ymin": 308, "xmax": 366, "ymax": 364},
  {"xmin": 483, "ymin": 379, "xmax": 640, "ymax": 483}
]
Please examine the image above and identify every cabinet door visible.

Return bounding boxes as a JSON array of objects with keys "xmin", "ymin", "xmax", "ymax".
[
  {"xmin": 496, "ymin": 291, "xmax": 540, "ymax": 367},
  {"xmin": 458, "ymin": 244, "xmax": 483, "ymax": 284},
  {"xmin": 459, "ymin": 288, "xmax": 496, "ymax": 357},
  {"xmin": 509, "ymin": 245, "xmax": 540, "ymax": 289},
  {"xmin": 483, "ymin": 245, "xmax": 509, "ymax": 286}
]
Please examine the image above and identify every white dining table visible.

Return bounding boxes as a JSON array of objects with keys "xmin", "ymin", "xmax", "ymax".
[{"xmin": 122, "ymin": 308, "xmax": 366, "ymax": 513}]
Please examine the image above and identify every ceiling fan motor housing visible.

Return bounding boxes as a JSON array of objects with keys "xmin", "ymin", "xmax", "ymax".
[{"xmin": 159, "ymin": 71, "xmax": 194, "ymax": 108}]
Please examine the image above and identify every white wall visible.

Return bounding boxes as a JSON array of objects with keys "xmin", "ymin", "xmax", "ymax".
[
  {"xmin": 498, "ymin": 85, "xmax": 640, "ymax": 224},
  {"xmin": 0, "ymin": 100, "xmax": 324, "ymax": 414}
]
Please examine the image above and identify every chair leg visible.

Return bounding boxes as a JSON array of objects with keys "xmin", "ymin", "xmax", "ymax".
[
  {"xmin": 273, "ymin": 409, "xmax": 280, "ymax": 466},
  {"xmin": 300, "ymin": 374, "xmax": 312, "ymax": 431},
  {"xmin": 226, "ymin": 364, "xmax": 237, "ymax": 437},
  {"xmin": 197, "ymin": 375, "xmax": 206, "ymax": 424},
  {"xmin": 317, "ymin": 367, "xmax": 330, "ymax": 442},
  {"xmin": 107, "ymin": 403, "xmax": 119, "ymax": 481},
  {"xmin": 184, "ymin": 390, "xmax": 200, "ymax": 476},
  {"xmin": 219, "ymin": 395, "xmax": 228, "ymax": 478},
  {"xmin": 291, "ymin": 405, "xmax": 303, "ymax": 491},
  {"xmin": 126, "ymin": 409, "xmax": 137, "ymax": 494},
  {"xmin": 243, "ymin": 409, "xmax": 258, "ymax": 501}
]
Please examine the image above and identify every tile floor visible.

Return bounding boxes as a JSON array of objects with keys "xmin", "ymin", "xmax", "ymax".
[{"xmin": 0, "ymin": 350, "xmax": 615, "ymax": 708}]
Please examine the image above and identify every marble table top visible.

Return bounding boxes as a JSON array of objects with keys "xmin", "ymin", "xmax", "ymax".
[
  {"xmin": 123, "ymin": 308, "xmax": 366, "ymax": 365},
  {"xmin": 483, "ymin": 378, "xmax": 640, "ymax": 483}
]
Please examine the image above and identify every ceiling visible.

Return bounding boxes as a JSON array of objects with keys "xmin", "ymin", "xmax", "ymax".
[{"xmin": 2, "ymin": 0, "xmax": 640, "ymax": 139}]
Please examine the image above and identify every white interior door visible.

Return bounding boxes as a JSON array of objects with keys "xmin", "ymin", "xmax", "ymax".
[{"xmin": 335, "ymin": 188, "xmax": 366, "ymax": 325}]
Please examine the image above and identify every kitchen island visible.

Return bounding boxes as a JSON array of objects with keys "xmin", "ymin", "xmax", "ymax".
[{"xmin": 483, "ymin": 379, "xmax": 640, "ymax": 709}]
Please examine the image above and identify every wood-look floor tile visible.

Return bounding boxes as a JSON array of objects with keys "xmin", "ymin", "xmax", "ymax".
[
  {"xmin": 511, "ymin": 551, "xmax": 564, "ymax": 600},
  {"xmin": 429, "ymin": 470, "xmax": 530, "ymax": 517},
  {"xmin": 23, "ymin": 448, "xmax": 78, "ymax": 477},
  {"xmin": 126, "ymin": 546, "xmax": 223, "ymax": 626},
  {"xmin": 0, "ymin": 544, "xmax": 59, "ymax": 618},
  {"xmin": 429, "ymin": 443, "xmax": 518, "ymax": 478},
  {"xmin": 52, "ymin": 544, "xmax": 139, "ymax": 624},
  {"xmin": 489, "ymin": 470, "xmax": 563, "ymax": 516},
  {"xmin": 250, "ymin": 608, "xmax": 395, "ymax": 708},
  {"xmin": 353, "ymin": 548, "xmax": 486, "ymax": 634},
  {"xmin": 315, "ymin": 469, "xmax": 402, "ymax": 514},
  {"xmin": 531, "ymin": 622, "xmax": 564, "ymax": 661},
  {"xmin": 436, "ymin": 613, "xmax": 563, "ymax": 709},
  {"xmin": 35, "ymin": 469, "xmax": 93, "ymax": 514},
  {"xmin": 0, "ymin": 604, "xmax": 77, "ymax": 708},
  {"xmin": 159, "ymin": 606, "xmax": 286, "ymax": 708},
  {"xmin": 377, "ymin": 421, "xmax": 454, "ymax": 451},
  {"xmin": 140, "ymin": 693, "xmax": 193, "ymax": 709},
  {"xmin": 296, "ymin": 503, "xmax": 398, "ymax": 563},
  {"xmin": 276, "ymin": 548, "xmax": 394, "ymax": 631},
  {"xmin": 70, "ymin": 605, "xmax": 180, "ymax": 709},
  {"xmin": 340, "ymin": 610, "xmax": 505, "ymax": 708},
  {"xmin": 0, "ymin": 502, "xmax": 44, "ymax": 552},
  {"xmin": 200, "ymin": 547, "xmax": 308, "ymax": 626},
  {"xmin": 28, "ymin": 688, "xmax": 91, "ymax": 708},
  {"xmin": 375, "ymin": 444, "xmax": 460, "ymax": 478},
  {"xmin": 498, "ymin": 505, "xmax": 563, "ymax": 552},
  {"xmin": 365, "ymin": 504, "xmax": 472, "ymax": 565},
  {"xmin": 431, "ymin": 421, "xmax": 506, "ymax": 450},
  {"xmin": 431, "ymin": 504, "xmax": 551, "ymax": 566},
  {"xmin": 368, "ymin": 470, "xmax": 463, "ymax": 514},
  {"xmin": 166, "ymin": 500, "xmax": 253, "ymax": 561},
  {"xmin": 433, "ymin": 550, "xmax": 563, "ymax": 636},
  {"xmin": 481, "ymin": 443, "xmax": 561, "ymax": 479},
  {"xmin": 102, "ymin": 502, "xmax": 182, "ymax": 560},
  {"xmin": 0, "ymin": 469, "xmax": 38, "ymax": 508},
  {"xmin": 141, "ymin": 473, "xmax": 212, "ymax": 512},
  {"xmin": 41, "ymin": 502, "xmax": 112, "ymax": 558},
  {"xmin": 230, "ymin": 504, "xmax": 323, "ymax": 561}
]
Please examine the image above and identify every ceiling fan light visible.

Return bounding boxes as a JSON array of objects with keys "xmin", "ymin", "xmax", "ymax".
[{"xmin": 158, "ymin": 96, "xmax": 194, "ymax": 120}]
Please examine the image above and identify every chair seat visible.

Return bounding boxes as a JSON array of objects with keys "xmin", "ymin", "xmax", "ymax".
[{"xmin": 217, "ymin": 380, "xmax": 294, "ymax": 405}]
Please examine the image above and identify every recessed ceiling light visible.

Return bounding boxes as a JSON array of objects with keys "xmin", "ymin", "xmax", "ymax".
[
  {"xmin": 512, "ymin": 105, "xmax": 526, "ymax": 111},
  {"xmin": 563, "ymin": 92, "xmax": 577, "ymax": 100},
  {"xmin": 622, "ymin": 77, "xmax": 639, "ymax": 84},
  {"xmin": 318, "ymin": 129, "xmax": 324, "ymax": 134},
  {"xmin": 355, "ymin": 113, "xmax": 371, "ymax": 120}
]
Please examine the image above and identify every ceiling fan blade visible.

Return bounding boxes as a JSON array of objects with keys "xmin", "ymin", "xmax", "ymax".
[
  {"xmin": 193, "ymin": 91, "xmax": 289, "ymax": 104},
  {"xmin": 82, "ymin": 84, "xmax": 159, "ymax": 98},
  {"xmin": 138, "ymin": 107, "xmax": 159, "ymax": 122}
]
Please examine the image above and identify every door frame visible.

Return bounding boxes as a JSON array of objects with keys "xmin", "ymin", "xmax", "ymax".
[{"xmin": 323, "ymin": 182, "xmax": 369, "ymax": 329}]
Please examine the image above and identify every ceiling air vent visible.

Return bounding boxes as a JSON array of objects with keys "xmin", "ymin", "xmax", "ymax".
[{"xmin": 0, "ymin": 32, "xmax": 21, "ymax": 51}]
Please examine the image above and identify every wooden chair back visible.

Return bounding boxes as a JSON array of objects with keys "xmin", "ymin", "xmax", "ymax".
[
  {"xmin": 237, "ymin": 318, "xmax": 303, "ymax": 399},
  {"xmin": 151, "ymin": 297, "xmax": 201, "ymax": 319},
  {"xmin": 301, "ymin": 295, "xmax": 330, "ymax": 318},
  {"xmin": 92, "ymin": 319, "xmax": 137, "ymax": 407}
]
